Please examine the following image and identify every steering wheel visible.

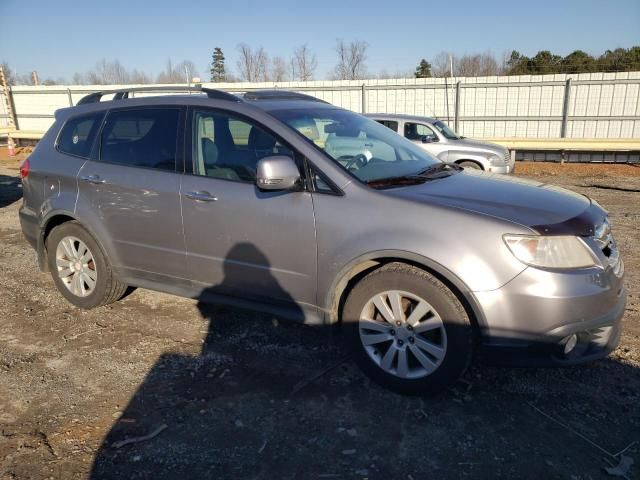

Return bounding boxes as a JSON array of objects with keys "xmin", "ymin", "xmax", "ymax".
[{"xmin": 343, "ymin": 153, "xmax": 370, "ymax": 170}]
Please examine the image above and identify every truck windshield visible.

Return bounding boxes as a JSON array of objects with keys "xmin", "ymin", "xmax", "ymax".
[
  {"xmin": 271, "ymin": 107, "xmax": 440, "ymax": 183},
  {"xmin": 433, "ymin": 120, "xmax": 460, "ymax": 140}
]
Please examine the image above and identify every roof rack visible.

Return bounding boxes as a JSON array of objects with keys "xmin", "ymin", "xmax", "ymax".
[
  {"xmin": 76, "ymin": 86, "xmax": 241, "ymax": 105},
  {"xmin": 242, "ymin": 90, "xmax": 328, "ymax": 103}
]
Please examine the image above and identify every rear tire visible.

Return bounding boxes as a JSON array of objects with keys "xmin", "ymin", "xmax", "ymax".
[
  {"xmin": 342, "ymin": 263, "xmax": 473, "ymax": 395},
  {"xmin": 47, "ymin": 221, "xmax": 127, "ymax": 309},
  {"xmin": 458, "ymin": 160, "xmax": 482, "ymax": 170}
]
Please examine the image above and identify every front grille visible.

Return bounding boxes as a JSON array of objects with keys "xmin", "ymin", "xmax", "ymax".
[
  {"xmin": 594, "ymin": 218, "xmax": 623, "ymax": 275},
  {"xmin": 504, "ymin": 150, "xmax": 511, "ymax": 164}
]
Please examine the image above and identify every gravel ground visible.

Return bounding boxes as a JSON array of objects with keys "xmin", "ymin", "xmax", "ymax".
[{"xmin": 0, "ymin": 158, "xmax": 638, "ymax": 480}]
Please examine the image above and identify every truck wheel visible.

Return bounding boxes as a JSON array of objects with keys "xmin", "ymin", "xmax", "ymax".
[{"xmin": 342, "ymin": 263, "xmax": 473, "ymax": 395}]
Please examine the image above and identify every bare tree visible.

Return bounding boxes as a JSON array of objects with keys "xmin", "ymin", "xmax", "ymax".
[
  {"xmin": 72, "ymin": 72, "xmax": 85, "ymax": 85},
  {"xmin": 332, "ymin": 39, "xmax": 368, "ymax": 80},
  {"xmin": 156, "ymin": 59, "xmax": 200, "ymax": 83},
  {"xmin": 236, "ymin": 44, "xmax": 269, "ymax": 82},
  {"xmin": 291, "ymin": 44, "xmax": 317, "ymax": 81},
  {"xmin": 130, "ymin": 69, "xmax": 151, "ymax": 84},
  {"xmin": 455, "ymin": 53, "xmax": 500, "ymax": 77},
  {"xmin": 431, "ymin": 52, "xmax": 454, "ymax": 77},
  {"xmin": 0, "ymin": 62, "xmax": 16, "ymax": 85},
  {"xmin": 270, "ymin": 56, "xmax": 288, "ymax": 82},
  {"xmin": 86, "ymin": 59, "xmax": 130, "ymax": 84},
  {"xmin": 376, "ymin": 69, "xmax": 412, "ymax": 79}
]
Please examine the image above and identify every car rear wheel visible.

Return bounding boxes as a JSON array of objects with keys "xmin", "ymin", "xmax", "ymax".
[
  {"xmin": 47, "ymin": 221, "xmax": 127, "ymax": 309},
  {"xmin": 342, "ymin": 263, "xmax": 473, "ymax": 394}
]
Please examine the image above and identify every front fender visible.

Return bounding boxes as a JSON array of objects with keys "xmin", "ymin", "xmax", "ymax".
[
  {"xmin": 323, "ymin": 249, "xmax": 488, "ymax": 329},
  {"xmin": 447, "ymin": 150, "xmax": 491, "ymax": 169}
]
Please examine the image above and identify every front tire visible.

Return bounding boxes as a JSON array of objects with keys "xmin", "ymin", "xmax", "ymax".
[
  {"xmin": 47, "ymin": 221, "xmax": 127, "ymax": 309},
  {"xmin": 342, "ymin": 263, "xmax": 473, "ymax": 394},
  {"xmin": 458, "ymin": 160, "xmax": 482, "ymax": 170}
]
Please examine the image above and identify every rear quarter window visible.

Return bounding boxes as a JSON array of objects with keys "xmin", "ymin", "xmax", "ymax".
[{"xmin": 56, "ymin": 112, "xmax": 105, "ymax": 158}]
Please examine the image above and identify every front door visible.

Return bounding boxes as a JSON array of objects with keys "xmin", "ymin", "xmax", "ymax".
[
  {"xmin": 76, "ymin": 107, "xmax": 186, "ymax": 278},
  {"xmin": 403, "ymin": 121, "xmax": 447, "ymax": 158},
  {"xmin": 180, "ymin": 108, "xmax": 317, "ymax": 307}
]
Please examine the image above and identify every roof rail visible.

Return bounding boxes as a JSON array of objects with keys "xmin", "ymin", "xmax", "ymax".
[
  {"xmin": 76, "ymin": 86, "xmax": 241, "ymax": 105},
  {"xmin": 242, "ymin": 90, "xmax": 328, "ymax": 103}
]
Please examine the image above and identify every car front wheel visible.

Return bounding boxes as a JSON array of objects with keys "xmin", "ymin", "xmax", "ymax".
[{"xmin": 342, "ymin": 263, "xmax": 473, "ymax": 394}]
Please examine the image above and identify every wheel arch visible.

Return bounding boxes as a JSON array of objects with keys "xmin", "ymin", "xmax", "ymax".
[
  {"xmin": 325, "ymin": 250, "xmax": 486, "ymax": 334},
  {"xmin": 454, "ymin": 159, "xmax": 485, "ymax": 170},
  {"xmin": 38, "ymin": 211, "xmax": 114, "ymax": 273}
]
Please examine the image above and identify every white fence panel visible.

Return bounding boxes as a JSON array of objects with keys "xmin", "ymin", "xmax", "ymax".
[{"xmin": 1, "ymin": 72, "xmax": 640, "ymax": 139}]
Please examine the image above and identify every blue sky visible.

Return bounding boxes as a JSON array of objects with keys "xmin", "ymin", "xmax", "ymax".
[{"xmin": 1, "ymin": 0, "xmax": 639, "ymax": 81}]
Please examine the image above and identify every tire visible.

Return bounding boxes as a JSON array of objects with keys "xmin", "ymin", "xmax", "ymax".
[
  {"xmin": 342, "ymin": 263, "xmax": 473, "ymax": 395},
  {"xmin": 47, "ymin": 221, "xmax": 127, "ymax": 309},
  {"xmin": 458, "ymin": 160, "xmax": 482, "ymax": 170}
]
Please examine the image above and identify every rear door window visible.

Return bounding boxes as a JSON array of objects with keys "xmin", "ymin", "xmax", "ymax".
[
  {"xmin": 375, "ymin": 120, "xmax": 399, "ymax": 132},
  {"xmin": 99, "ymin": 108, "xmax": 180, "ymax": 171},
  {"xmin": 57, "ymin": 112, "xmax": 105, "ymax": 158}
]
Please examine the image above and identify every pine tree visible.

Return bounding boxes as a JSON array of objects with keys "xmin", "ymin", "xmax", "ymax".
[
  {"xmin": 210, "ymin": 48, "xmax": 226, "ymax": 82},
  {"xmin": 414, "ymin": 59, "xmax": 432, "ymax": 78}
]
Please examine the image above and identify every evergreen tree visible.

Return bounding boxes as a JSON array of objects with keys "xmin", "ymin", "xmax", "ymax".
[
  {"xmin": 505, "ymin": 50, "xmax": 530, "ymax": 75},
  {"xmin": 210, "ymin": 47, "xmax": 226, "ymax": 82},
  {"xmin": 561, "ymin": 50, "xmax": 596, "ymax": 74},
  {"xmin": 414, "ymin": 59, "xmax": 432, "ymax": 78}
]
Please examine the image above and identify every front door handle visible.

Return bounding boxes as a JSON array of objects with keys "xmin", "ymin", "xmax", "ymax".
[
  {"xmin": 185, "ymin": 191, "xmax": 218, "ymax": 202},
  {"xmin": 80, "ymin": 174, "xmax": 106, "ymax": 185}
]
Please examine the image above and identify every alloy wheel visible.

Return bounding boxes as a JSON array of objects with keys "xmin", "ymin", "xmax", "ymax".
[
  {"xmin": 359, "ymin": 290, "xmax": 447, "ymax": 379},
  {"xmin": 55, "ymin": 236, "xmax": 97, "ymax": 297}
]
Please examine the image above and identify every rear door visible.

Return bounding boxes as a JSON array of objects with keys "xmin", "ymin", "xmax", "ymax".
[
  {"xmin": 374, "ymin": 119, "xmax": 399, "ymax": 133},
  {"xmin": 75, "ymin": 106, "xmax": 187, "ymax": 279},
  {"xmin": 180, "ymin": 108, "xmax": 317, "ymax": 307}
]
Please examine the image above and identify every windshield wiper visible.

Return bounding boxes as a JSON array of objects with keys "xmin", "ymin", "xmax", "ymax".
[
  {"xmin": 414, "ymin": 162, "xmax": 462, "ymax": 177},
  {"xmin": 367, "ymin": 163, "xmax": 462, "ymax": 188}
]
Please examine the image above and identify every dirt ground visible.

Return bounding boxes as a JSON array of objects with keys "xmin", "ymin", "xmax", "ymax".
[{"xmin": 0, "ymin": 154, "xmax": 639, "ymax": 479}]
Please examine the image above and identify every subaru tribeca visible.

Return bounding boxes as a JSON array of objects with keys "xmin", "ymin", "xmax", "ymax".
[{"xmin": 19, "ymin": 87, "xmax": 626, "ymax": 394}]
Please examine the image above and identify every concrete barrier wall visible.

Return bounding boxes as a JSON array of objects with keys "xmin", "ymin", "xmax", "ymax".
[{"xmin": 1, "ymin": 71, "xmax": 639, "ymax": 138}]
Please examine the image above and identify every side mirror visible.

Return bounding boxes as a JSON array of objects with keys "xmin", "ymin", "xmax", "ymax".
[
  {"xmin": 256, "ymin": 156, "xmax": 301, "ymax": 191},
  {"xmin": 421, "ymin": 135, "xmax": 435, "ymax": 144}
]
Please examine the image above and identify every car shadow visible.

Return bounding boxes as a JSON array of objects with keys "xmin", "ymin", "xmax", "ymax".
[
  {"xmin": 0, "ymin": 174, "xmax": 23, "ymax": 208},
  {"xmin": 88, "ymin": 244, "xmax": 640, "ymax": 479}
]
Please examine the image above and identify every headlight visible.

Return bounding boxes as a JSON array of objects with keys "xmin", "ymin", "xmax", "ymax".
[
  {"xmin": 487, "ymin": 153, "xmax": 503, "ymax": 165},
  {"xmin": 503, "ymin": 234, "xmax": 598, "ymax": 269}
]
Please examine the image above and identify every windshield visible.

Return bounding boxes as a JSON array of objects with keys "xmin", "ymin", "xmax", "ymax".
[
  {"xmin": 432, "ymin": 120, "xmax": 459, "ymax": 140},
  {"xmin": 270, "ymin": 107, "xmax": 440, "ymax": 183}
]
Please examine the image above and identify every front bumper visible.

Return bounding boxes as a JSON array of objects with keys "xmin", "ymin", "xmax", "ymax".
[
  {"xmin": 488, "ymin": 161, "xmax": 516, "ymax": 174},
  {"xmin": 474, "ymin": 262, "xmax": 626, "ymax": 366}
]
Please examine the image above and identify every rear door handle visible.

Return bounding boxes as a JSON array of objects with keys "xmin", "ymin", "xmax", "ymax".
[
  {"xmin": 185, "ymin": 191, "xmax": 218, "ymax": 202},
  {"xmin": 80, "ymin": 174, "xmax": 106, "ymax": 185}
]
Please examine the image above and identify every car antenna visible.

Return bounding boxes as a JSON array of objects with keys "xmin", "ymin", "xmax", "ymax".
[{"xmin": 424, "ymin": 101, "xmax": 438, "ymax": 120}]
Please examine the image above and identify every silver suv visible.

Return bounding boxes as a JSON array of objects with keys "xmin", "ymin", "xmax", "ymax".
[
  {"xmin": 367, "ymin": 114, "xmax": 515, "ymax": 173},
  {"xmin": 19, "ymin": 87, "xmax": 625, "ymax": 394}
]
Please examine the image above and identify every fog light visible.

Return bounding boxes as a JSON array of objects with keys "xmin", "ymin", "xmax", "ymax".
[{"xmin": 563, "ymin": 334, "xmax": 578, "ymax": 355}]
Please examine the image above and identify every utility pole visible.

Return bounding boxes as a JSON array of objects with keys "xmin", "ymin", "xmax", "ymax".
[{"xmin": 31, "ymin": 71, "xmax": 39, "ymax": 86}]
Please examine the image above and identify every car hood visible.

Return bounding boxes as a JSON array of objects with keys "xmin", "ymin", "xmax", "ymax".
[
  {"xmin": 386, "ymin": 170, "xmax": 602, "ymax": 234},
  {"xmin": 451, "ymin": 137, "xmax": 507, "ymax": 155}
]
